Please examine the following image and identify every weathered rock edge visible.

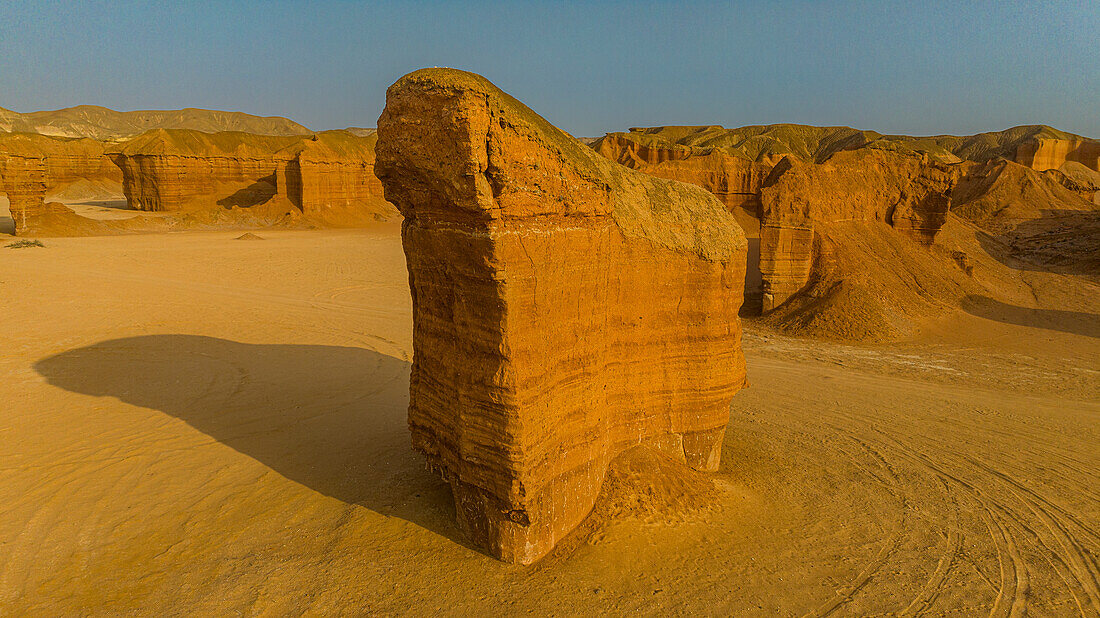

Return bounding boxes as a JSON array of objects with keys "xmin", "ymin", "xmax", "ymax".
[{"xmin": 376, "ymin": 68, "xmax": 748, "ymax": 564}]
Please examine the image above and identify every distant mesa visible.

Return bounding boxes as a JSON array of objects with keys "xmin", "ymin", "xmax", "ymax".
[
  {"xmin": 376, "ymin": 68, "xmax": 747, "ymax": 564},
  {"xmin": 106, "ymin": 128, "xmax": 393, "ymax": 225},
  {"xmin": 0, "ymin": 104, "xmax": 312, "ymax": 140}
]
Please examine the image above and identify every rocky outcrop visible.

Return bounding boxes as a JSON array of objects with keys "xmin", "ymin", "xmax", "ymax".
[
  {"xmin": 758, "ymin": 149, "xmax": 956, "ymax": 311},
  {"xmin": 376, "ymin": 68, "xmax": 747, "ymax": 564},
  {"xmin": 591, "ymin": 125, "xmax": 1100, "ymax": 215},
  {"xmin": 0, "ymin": 132, "xmax": 122, "ymax": 195},
  {"xmin": 109, "ymin": 129, "xmax": 392, "ymax": 221},
  {"xmin": 593, "ymin": 133, "xmax": 772, "ymax": 211},
  {"xmin": 589, "ymin": 125, "xmax": 881, "ymax": 214},
  {"xmin": 274, "ymin": 133, "xmax": 388, "ymax": 219},
  {"xmin": 1014, "ymin": 138, "xmax": 1100, "ymax": 173},
  {"xmin": 592, "ymin": 123, "xmax": 1099, "ymax": 339},
  {"xmin": 109, "ymin": 130, "xmax": 299, "ymax": 211},
  {"xmin": 0, "ymin": 152, "xmax": 48, "ymax": 234}
]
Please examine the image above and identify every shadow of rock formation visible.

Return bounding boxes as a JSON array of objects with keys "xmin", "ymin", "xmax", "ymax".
[
  {"xmin": 962, "ymin": 295, "xmax": 1100, "ymax": 338},
  {"xmin": 33, "ymin": 335, "xmax": 472, "ymax": 548},
  {"xmin": 216, "ymin": 175, "xmax": 277, "ymax": 209},
  {"xmin": 740, "ymin": 236, "xmax": 762, "ymax": 316},
  {"xmin": 66, "ymin": 198, "xmax": 133, "ymax": 211}
]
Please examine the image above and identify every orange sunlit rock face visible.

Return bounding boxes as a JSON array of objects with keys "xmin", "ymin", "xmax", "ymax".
[
  {"xmin": 1015, "ymin": 138, "xmax": 1100, "ymax": 173},
  {"xmin": 376, "ymin": 68, "xmax": 748, "ymax": 564},
  {"xmin": 108, "ymin": 129, "xmax": 389, "ymax": 218},
  {"xmin": 758, "ymin": 150, "xmax": 956, "ymax": 311},
  {"xmin": 0, "ymin": 153, "xmax": 48, "ymax": 234}
]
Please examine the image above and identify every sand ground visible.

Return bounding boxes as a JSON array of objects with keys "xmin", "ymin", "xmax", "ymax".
[{"xmin": 1, "ymin": 227, "xmax": 1097, "ymax": 615}]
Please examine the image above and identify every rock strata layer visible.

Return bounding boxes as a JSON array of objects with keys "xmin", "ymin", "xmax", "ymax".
[
  {"xmin": 0, "ymin": 132, "xmax": 126, "ymax": 233},
  {"xmin": 0, "ymin": 152, "xmax": 48, "ymax": 234},
  {"xmin": 376, "ymin": 68, "xmax": 747, "ymax": 564},
  {"xmin": 108, "ymin": 129, "xmax": 391, "ymax": 221},
  {"xmin": 758, "ymin": 150, "xmax": 956, "ymax": 311}
]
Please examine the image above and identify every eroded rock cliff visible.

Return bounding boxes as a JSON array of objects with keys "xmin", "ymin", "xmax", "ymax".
[
  {"xmin": 591, "ymin": 124, "xmax": 1100, "ymax": 217},
  {"xmin": 591, "ymin": 123, "xmax": 1099, "ymax": 339},
  {"xmin": 0, "ymin": 132, "xmax": 122, "ymax": 199},
  {"xmin": 0, "ymin": 152, "xmax": 48, "ymax": 234},
  {"xmin": 593, "ymin": 133, "xmax": 773, "ymax": 211},
  {"xmin": 757, "ymin": 149, "xmax": 956, "ymax": 312},
  {"xmin": 1014, "ymin": 138, "xmax": 1100, "ymax": 173},
  {"xmin": 109, "ymin": 129, "xmax": 392, "ymax": 222},
  {"xmin": 275, "ymin": 132, "xmax": 389, "ymax": 222},
  {"xmin": 376, "ymin": 68, "xmax": 747, "ymax": 564}
]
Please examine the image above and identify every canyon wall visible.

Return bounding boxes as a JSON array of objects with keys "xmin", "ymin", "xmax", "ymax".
[
  {"xmin": 589, "ymin": 125, "xmax": 879, "ymax": 214},
  {"xmin": 1014, "ymin": 138, "xmax": 1100, "ymax": 173},
  {"xmin": 108, "ymin": 130, "xmax": 302, "ymax": 211},
  {"xmin": 592, "ymin": 125, "xmax": 1100, "ymax": 215},
  {"xmin": 758, "ymin": 150, "xmax": 956, "ymax": 311},
  {"xmin": 110, "ymin": 129, "xmax": 391, "ymax": 220},
  {"xmin": 275, "ymin": 133, "xmax": 389, "ymax": 218},
  {"xmin": 376, "ymin": 68, "xmax": 747, "ymax": 564},
  {"xmin": 0, "ymin": 132, "xmax": 122, "ymax": 195},
  {"xmin": 593, "ymin": 133, "xmax": 772, "ymax": 211},
  {"xmin": 592, "ymin": 124, "xmax": 1099, "ymax": 325}
]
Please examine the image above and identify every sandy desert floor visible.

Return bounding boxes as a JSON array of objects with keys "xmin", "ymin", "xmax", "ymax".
[{"xmin": 1, "ymin": 227, "xmax": 1097, "ymax": 616}]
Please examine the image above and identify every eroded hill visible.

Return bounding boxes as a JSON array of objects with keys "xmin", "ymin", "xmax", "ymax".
[{"xmin": 0, "ymin": 105, "xmax": 312, "ymax": 140}]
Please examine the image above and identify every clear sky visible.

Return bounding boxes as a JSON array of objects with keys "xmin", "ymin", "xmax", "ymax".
[{"xmin": 1, "ymin": 1, "xmax": 1097, "ymax": 138}]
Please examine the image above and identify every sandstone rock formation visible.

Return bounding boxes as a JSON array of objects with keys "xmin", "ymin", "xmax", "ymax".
[
  {"xmin": 0, "ymin": 104, "xmax": 311, "ymax": 140},
  {"xmin": 0, "ymin": 152, "xmax": 48, "ymax": 234},
  {"xmin": 1014, "ymin": 138, "xmax": 1100, "ymax": 172},
  {"xmin": 590, "ymin": 125, "xmax": 882, "ymax": 216},
  {"xmin": 0, "ymin": 132, "xmax": 123, "ymax": 204},
  {"xmin": 593, "ymin": 133, "xmax": 772, "ymax": 211},
  {"xmin": 590, "ymin": 123, "xmax": 1099, "ymax": 336},
  {"xmin": 591, "ymin": 124, "xmax": 1100, "ymax": 218},
  {"xmin": 376, "ymin": 68, "xmax": 747, "ymax": 564},
  {"xmin": 109, "ymin": 129, "xmax": 300, "ymax": 212},
  {"xmin": 109, "ymin": 129, "xmax": 392, "ymax": 222},
  {"xmin": 0, "ymin": 133, "xmax": 121, "ymax": 191},
  {"xmin": 758, "ymin": 149, "xmax": 956, "ymax": 311},
  {"xmin": 274, "ymin": 133, "xmax": 388, "ymax": 220}
]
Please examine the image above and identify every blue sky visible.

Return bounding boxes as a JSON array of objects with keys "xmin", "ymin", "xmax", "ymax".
[{"xmin": 1, "ymin": 1, "xmax": 1097, "ymax": 137}]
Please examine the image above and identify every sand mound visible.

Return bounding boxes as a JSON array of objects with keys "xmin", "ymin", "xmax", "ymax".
[
  {"xmin": 593, "ymin": 447, "xmax": 720, "ymax": 523},
  {"xmin": 540, "ymin": 447, "xmax": 720, "ymax": 563},
  {"xmin": 234, "ymin": 233, "xmax": 264, "ymax": 240},
  {"xmin": 760, "ymin": 221, "xmax": 976, "ymax": 341}
]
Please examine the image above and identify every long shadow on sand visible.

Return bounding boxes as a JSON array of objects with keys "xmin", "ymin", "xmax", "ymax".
[
  {"xmin": 33, "ymin": 334, "xmax": 471, "ymax": 549},
  {"xmin": 962, "ymin": 295, "xmax": 1100, "ymax": 339}
]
